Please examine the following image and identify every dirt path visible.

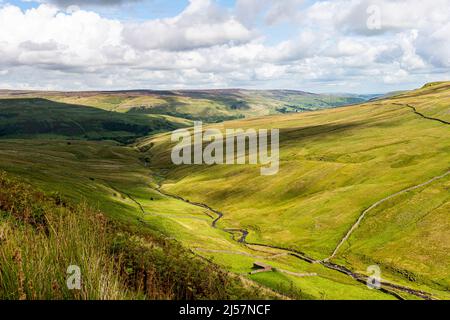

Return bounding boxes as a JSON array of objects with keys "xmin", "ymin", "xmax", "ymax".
[{"xmin": 325, "ymin": 169, "xmax": 450, "ymax": 261}]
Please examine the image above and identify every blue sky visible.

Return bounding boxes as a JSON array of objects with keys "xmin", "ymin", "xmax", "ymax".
[{"xmin": 0, "ymin": 0, "xmax": 449, "ymax": 93}]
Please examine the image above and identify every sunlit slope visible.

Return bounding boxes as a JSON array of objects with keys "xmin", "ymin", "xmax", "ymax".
[
  {"xmin": 139, "ymin": 82, "xmax": 450, "ymax": 294},
  {"xmin": 0, "ymin": 139, "xmax": 152, "ymax": 221},
  {"xmin": 0, "ymin": 139, "xmax": 247, "ymax": 252},
  {"xmin": 387, "ymin": 81, "xmax": 450, "ymax": 123}
]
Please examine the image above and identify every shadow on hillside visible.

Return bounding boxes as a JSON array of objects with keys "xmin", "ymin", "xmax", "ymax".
[
  {"xmin": 0, "ymin": 98, "xmax": 178, "ymax": 143},
  {"xmin": 278, "ymin": 121, "xmax": 369, "ymax": 143}
]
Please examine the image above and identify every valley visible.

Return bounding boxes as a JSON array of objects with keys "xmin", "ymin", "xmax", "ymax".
[{"xmin": 0, "ymin": 82, "xmax": 449, "ymax": 300}]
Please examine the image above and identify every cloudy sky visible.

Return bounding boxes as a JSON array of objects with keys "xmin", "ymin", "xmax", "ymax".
[{"xmin": 0, "ymin": 0, "xmax": 449, "ymax": 93}]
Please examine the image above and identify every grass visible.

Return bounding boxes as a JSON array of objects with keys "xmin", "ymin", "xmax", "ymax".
[
  {"xmin": 0, "ymin": 171, "xmax": 272, "ymax": 300},
  {"xmin": 139, "ymin": 82, "xmax": 450, "ymax": 298},
  {"xmin": 0, "ymin": 139, "xmax": 152, "ymax": 222},
  {"xmin": 337, "ymin": 173, "xmax": 450, "ymax": 298},
  {"xmin": 0, "ymin": 139, "xmax": 395, "ymax": 299},
  {"xmin": 250, "ymin": 271, "xmax": 395, "ymax": 300},
  {"xmin": 0, "ymin": 82, "xmax": 448, "ymax": 300},
  {"xmin": 0, "ymin": 172, "xmax": 129, "ymax": 299}
]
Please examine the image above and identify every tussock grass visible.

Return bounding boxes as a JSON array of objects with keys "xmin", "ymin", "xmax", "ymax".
[{"xmin": 0, "ymin": 172, "xmax": 128, "ymax": 299}]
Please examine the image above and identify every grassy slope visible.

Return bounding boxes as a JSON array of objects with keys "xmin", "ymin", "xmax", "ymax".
[
  {"xmin": 0, "ymin": 82, "xmax": 447, "ymax": 300},
  {"xmin": 0, "ymin": 89, "xmax": 368, "ymax": 123},
  {"xmin": 0, "ymin": 139, "xmax": 393, "ymax": 300},
  {"xmin": 338, "ymin": 174, "xmax": 450, "ymax": 294},
  {"xmin": 0, "ymin": 171, "xmax": 274, "ymax": 300},
  {"xmin": 139, "ymin": 82, "xmax": 450, "ymax": 298},
  {"xmin": 0, "ymin": 139, "xmax": 152, "ymax": 222},
  {"xmin": 0, "ymin": 172, "xmax": 128, "ymax": 300}
]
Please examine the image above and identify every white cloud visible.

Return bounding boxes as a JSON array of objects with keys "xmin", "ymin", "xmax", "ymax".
[
  {"xmin": 235, "ymin": 0, "xmax": 269, "ymax": 27},
  {"xmin": 383, "ymin": 68, "xmax": 409, "ymax": 84},
  {"xmin": 0, "ymin": 4, "xmax": 123, "ymax": 70},
  {"xmin": 416, "ymin": 22, "xmax": 450, "ymax": 68},
  {"xmin": 123, "ymin": 0, "xmax": 253, "ymax": 51},
  {"xmin": 264, "ymin": 0, "xmax": 304, "ymax": 25},
  {"xmin": 0, "ymin": 0, "xmax": 448, "ymax": 92}
]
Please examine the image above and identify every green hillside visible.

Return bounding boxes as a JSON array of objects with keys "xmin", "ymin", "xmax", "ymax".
[
  {"xmin": 138, "ymin": 82, "xmax": 450, "ymax": 299},
  {"xmin": 0, "ymin": 82, "xmax": 448, "ymax": 300},
  {"xmin": 0, "ymin": 168, "xmax": 275, "ymax": 300},
  {"xmin": 0, "ymin": 139, "xmax": 395, "ymax": 300}
]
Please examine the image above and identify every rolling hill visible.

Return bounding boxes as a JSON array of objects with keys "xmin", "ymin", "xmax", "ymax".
[
  {"xmin": 137, "ymin": 81, "xmax": 450, "ymax": 299},
  {"xmin": 0, "ymin": 82, "xmax": 448, "ymax": 300},
  {"xmin": 0, "ymin": 89, "xmax": 370, "ymax": 123}
]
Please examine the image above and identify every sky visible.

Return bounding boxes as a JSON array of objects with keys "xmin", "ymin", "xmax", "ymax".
[{"xmin": 0, "ymin": 0, "xmax": 449, "ymax": 93}]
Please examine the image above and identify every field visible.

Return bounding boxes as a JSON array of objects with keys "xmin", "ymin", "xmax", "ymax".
[{"xmin": 0, "ymin": 82, "xmax": 448, "ymax": 300}]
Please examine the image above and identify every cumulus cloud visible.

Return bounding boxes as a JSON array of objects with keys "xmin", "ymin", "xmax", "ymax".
[
  {"xmin": 235, "ymin": 0, "xmax": 305, "ymax": 26},
  {"xmin": 235, "ymin": 0, "xmax": 268, "ymax": 27},
  {"xmin": 264, "ymin": 0, "xmax": 304, "ymax": 25},
  {"xmin": 123, "ymin": 0, "xmax": 253, "ymax": 51},
  {"xmin": 0, "ymin": 0, "xmax": 448, "ymax": 92},
  {"xmin": 299, "ymin": 0, "xmax": 450, "ymax": 68},
  {"xmin": 0, "ymin": 4, "xmax": 123, "ymax": 70},
  {"xmin": 416, "ymin": 22, "xmax": 450, "ymax": 68},
  {"xmin": 304, "ymin": 0, "xmax": 450, "ymax": 35}
]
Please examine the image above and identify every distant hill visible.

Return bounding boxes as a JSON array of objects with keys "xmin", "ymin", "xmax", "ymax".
[
  {"xmin": 0, "ymin": 98, "xmax": 187, "ymax": 143},
  {"xmin": 0, "ymin": 89, "xmax": 371, "ymax": 123}
]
